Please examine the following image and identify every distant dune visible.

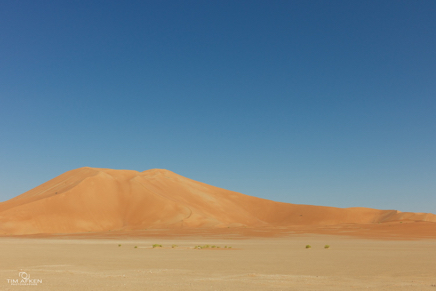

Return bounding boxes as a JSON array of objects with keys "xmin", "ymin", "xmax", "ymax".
[{"xmin": 0, "ymin": 167, "xmax": 434, "ymax": 235}]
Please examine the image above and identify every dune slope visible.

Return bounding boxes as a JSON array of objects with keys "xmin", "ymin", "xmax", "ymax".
[{"xmin": 0, "ymin": 167, "xmax": 434, "ymax": 235}]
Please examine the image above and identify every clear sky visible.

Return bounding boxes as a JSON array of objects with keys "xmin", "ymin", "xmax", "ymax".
[{"xmin": 1, "ymin": 0, "xmax": 435, "ymax": 214}]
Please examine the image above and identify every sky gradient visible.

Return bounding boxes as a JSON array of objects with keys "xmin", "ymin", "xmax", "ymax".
[{"xmin": 1, "ymin": 0, "xmax": 435, "ymax": 214}]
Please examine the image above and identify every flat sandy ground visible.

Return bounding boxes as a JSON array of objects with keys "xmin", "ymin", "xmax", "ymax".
[{"xmin": 1, "ymin": 233, "xmax": 435, "ymax": 291}]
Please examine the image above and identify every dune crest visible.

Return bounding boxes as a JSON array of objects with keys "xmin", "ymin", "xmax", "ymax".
[{"xmin": 0, "ymin": 167, "xmax": 434, "ymax": 235}]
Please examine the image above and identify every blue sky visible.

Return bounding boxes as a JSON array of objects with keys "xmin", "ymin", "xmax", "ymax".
[{"xmin": 1, "ymin": 0, "xmax": 435, "ymax": 214}]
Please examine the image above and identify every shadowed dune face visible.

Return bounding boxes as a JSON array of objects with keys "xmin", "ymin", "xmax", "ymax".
[{"xmin": 0, "ymin": 167, "xmax": 435, "ymax": 235}]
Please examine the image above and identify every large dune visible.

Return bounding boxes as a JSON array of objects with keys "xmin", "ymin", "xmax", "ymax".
[{"xmin": 0, "ymin": 167, "xmax": 434, "ymax": 235}]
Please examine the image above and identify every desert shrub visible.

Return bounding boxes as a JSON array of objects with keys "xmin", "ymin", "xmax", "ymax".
[
  {"xmin": 172, "ymin": 245, "xmax": 177, "ymax": 248},
  {"xmin": 305, "ymin": 245, "xmax": 311, "ymax": 249},
  {"xmin": 118, "ymin": 244, "xmax": 121, "ymax": 247},
  {"xmin": 324, "ymin": 245, "xmax": 330, "ymax": 249},
  {"xmin": 152, "ymin": 244, "xmax": 162, "ymax": 248},
  {"xmin": 195, "ymin": 245, "xmax": 213, "ymax": 249},
  {"xmin": 194, "ymin": 244, "xmax": 228, "ymax": 249},
  {"xmin": 134, "ymin": 246, "xmax": 138, "ymax": 248}
]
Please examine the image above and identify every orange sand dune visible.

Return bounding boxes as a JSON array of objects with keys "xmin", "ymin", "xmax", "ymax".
[{"xmin": 0, "ymin": 167, "xmax": 435, "ymax": 235}]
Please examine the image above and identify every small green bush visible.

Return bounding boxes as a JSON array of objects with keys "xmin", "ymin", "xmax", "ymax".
[
  {"xmin": 195, "ymin": 245, "xmax": 215, "ymax": 249},
  {"xmin": 118, "ymin": 244, "xmax": 121, "ymax": 247},
  {"xmin": 172, "ymin": 244, "xmax": 177, "ymax": 248},
  {"xmin": 305, "ymin": 245, "xmax": 311, "ymax": 249},
  {"xmin": 324, "ymin": 245, "xmax": 330, "ymax": 249},
  {"xmin": 134, "ymin": 246, "xmax": 138, "ymax": 248},
  {"xmin": 194, "ymin": 244, "xmax": 228, "ymax": 249},
  {"xmin": 152, "ymin": 244, "xmax": 162, "ymax": 248}
]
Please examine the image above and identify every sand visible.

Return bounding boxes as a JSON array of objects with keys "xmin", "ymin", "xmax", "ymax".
[
  {"xmin": 1, "ymin": 234, "xmax": 435, "ymax": 290},
  {"xmin": 1, "ymin": 167, "xmax": 435, "ymax": 235},
  {"xmin": 1, "ymin": 167, "xmax": 435, "ymax": 289}
]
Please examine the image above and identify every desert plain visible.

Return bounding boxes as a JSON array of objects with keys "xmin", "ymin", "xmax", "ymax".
[
  {"xmin": 1, "ymin": 168, "xmax": 435, "ymax": 290},
  {"xmin": 1, "ymin": 230, "xmax": 436, "ymax": 290}
]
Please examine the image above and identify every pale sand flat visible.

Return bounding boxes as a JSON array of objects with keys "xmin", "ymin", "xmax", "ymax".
[{"xmin": 1, "ymin": 234, "xmax": 435, "ymax": 290}]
